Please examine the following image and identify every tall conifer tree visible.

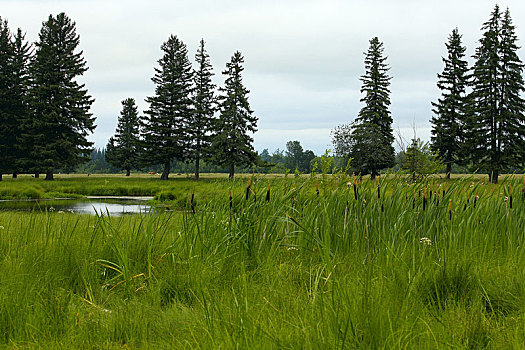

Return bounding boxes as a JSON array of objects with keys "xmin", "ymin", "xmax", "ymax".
[
  {"xmin": 141, "ymin": 35, "xmax": 193, "ymax": 180},
  {"xmin": 106, "ymin": 98, "xmax": 141, "ymax": 176},
  {"xmin": 0, "ymin": 20, "xmax": 31, "ymax": 180},
  {"xmin": 30, "ymin": 13, "xmax": 95, "ymax": 180},
  {"xmin": 212, "ymin": 51, "xmax": 257, "ymax": 179},
  {"xmin": 350, "ymin": 37, "xmax": 394, "ymax": 179},
  {"xmin": 189, "ymin": 39, "xmax": 216, "ymax": 180},
  {"xmin": 0, "ymin": 18, "xmax": 14, "ymax": 181},
  {"xmin": 10, "ymin": 29, "xmax": 32, "ymax": 178},
  {"xmin": 431, "ymin": 28, "xmax": 469, "ymax": 178},
  {"xmin": 468, "ymin": 5, "xmax": 525, "ymax": 183}
]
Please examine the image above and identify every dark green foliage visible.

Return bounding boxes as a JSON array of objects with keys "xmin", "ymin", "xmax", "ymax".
[
  {"xmin": 332, "ymin": 38, "xmax": 394, "ymax": 179},
  {"xmin": 284, "ymin": 140, "xmax": 316, "ymax": 173},
  {"xmin": 0, "ymin": 20, "xmax": 31, "ymax": 180},
  {"xmin": 431, "ymin": 28, "xmax": 469, "ymax": 178},
  {"xmin": 401, "ymin": 138, "xmax": 443, "ymax": 181},
  {"xmin": 106, "ymin": 98, "xmax": 141, "ymax": 176},
  {"xmin": 189, "ymin": 39, "xmax": 216, "ymax": 180},
  {"xmin": 141, "ymin": 35, "xmax": 193, "ymax": 180},
  {"xmin": 419, "ymin": 262, "xmax": 477, "ymax": 309},
  {"xmin": 212, "ymin": 51, "xmax": 257, "ymax": 179},
  {"xmin": 467, "ymin": 6, "xmax": 525, "ymax": 183},
  {"xmin": 29, "ymin": 13, "xmax": 96, "ymax": 180}
]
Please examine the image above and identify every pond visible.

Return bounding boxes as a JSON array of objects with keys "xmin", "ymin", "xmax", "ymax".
[{"xmin": 0, "ymin": 196, "xmax": 154, "ymax": 216}]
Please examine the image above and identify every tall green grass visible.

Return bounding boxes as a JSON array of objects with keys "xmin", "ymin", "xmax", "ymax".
[{"xmin": 0, "ymin": 175, "xmax": 525, "ymax": 347}]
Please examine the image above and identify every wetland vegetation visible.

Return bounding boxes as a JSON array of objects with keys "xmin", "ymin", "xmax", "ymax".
[{"xmin": 0, "ymin": 174, "xmax": 524, "ymax": 348}]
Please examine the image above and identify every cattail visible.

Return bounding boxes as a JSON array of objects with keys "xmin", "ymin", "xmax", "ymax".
[
  {"xmin": 377, "ymin": 178, "xmax": 381, "ymax": 199},
  {"xmin": 473, "ymin": 194, "xmax": 478, "ymax": 208},
  {"xmin": 229, "ymin": 190, "xmax": 233, "ymax": 209},
  {"xmin": 190, "ymin": 185, "xmax": 195, "ymax": 214},
  {"xmin": 246, "ymin": 178, "xmax": 251, "ymax": 201},
  {"xmin": 448, "ymin": 200, "xmax": 452, "ymax": 220},
  {"xmin": 354, "ymin": 183, "xmax": 358, "ymax": 200},
  {"xmin": 266, "ymin": 180, "xmax": 270, "ymax": 202},
  {"xmin": 316, "ymin": 180, "xmax": 319, "ymax": 197},
  {"xmin": 423, "ymin": 192, "xmax": 427, "ymax": 211}
]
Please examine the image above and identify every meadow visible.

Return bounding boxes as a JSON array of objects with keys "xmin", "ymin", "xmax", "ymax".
[{"xmin": 0, "ymin": 173, "xmax": 525, "ymax": 348}]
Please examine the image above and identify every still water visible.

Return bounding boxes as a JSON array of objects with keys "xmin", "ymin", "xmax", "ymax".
[{"xmin": 0, "ymin": 197, "xmax": 153, "ymax": 216}]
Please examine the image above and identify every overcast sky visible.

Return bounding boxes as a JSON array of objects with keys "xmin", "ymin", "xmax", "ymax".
[{"xmin": 3, "ymin": 0, "xmax": 525, "ymax": 154}]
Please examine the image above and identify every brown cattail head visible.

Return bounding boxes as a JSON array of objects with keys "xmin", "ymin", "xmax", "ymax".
[
  {"xmin": 245, "ymin": 180, "xmax": 251, "ymax": 201},
  {"xmin": 229, "ymin": 190, "xmax": 233, "ymax": 209},
  {"xmin": 266, "ymin": 180, "xmax": 270, "ymax": 202},
  {"xmin": 316, "ymin": 180, "xmax": 319, "ymax": 197}
]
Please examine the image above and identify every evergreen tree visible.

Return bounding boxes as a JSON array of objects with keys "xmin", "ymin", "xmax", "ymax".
[
  {"xmin": 142, "ymin": 35, "xmax": 193, "ymax": 180},
  {"xmin": 189, "ymin": 39, "xmax": 216, "ymax": 180},
  {"xmin": 30, "ymin": 13, "xmax": 96, "ymax": 180},
  {"xmin": 430, "ymin": 28, "xmax": 469, "ymax": 178},
  {"xmin": 0, "ymin": 18, "xmax": 14, "ymax": 181},
  {"xmin": 468, "ymin": 5, "xmax": 525, "ymax": 183},
  {"xmin": 0, "ymin": 20, "xmax": 32, "ymax": 180},
  {"xmin": 402, "ymin": 138, "xmax": 443, "ymax": 182},
  {"xmin": 349, "ymin": 37, "xmax": 395, "ymax": 179},
  {"xmin": 106, "ymin": 98, "xmax": 141, "ymax": 176},
  {"xmin": 212, "ymin": 51, "xmax": 257, "ymax": 179}
]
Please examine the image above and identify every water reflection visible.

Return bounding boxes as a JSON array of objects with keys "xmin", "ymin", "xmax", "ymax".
[{"xmin": 0, "ymin": 198, "xmax": 153, "ymax": 216}]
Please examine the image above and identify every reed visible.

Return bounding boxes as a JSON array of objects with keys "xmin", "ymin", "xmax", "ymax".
[{"xmin": 0, "ymin": 174, "xmax": 524, "ymax": 347}]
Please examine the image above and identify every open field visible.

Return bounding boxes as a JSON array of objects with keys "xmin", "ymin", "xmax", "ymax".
[{"xmin": 1, "ymin": 174, "xmax": 525, "ymax": 348}]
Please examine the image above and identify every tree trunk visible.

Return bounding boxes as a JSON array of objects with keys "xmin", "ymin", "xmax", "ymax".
[
  {"xmin": 490, "ymin": 169, "xmax": 498, "ymax": 184},
  {"xmin": 195, "ymin": 157, "xmax": 200, "ymax": 180},
  {"xmin": 12, "ymin": 173, "xmax": 17, "ymax": 179},
  {"xmin": 445, "ymin": 163, "xmax": 451, "ymax": 179},
  {"xmin": 126, "ymin": 169, "xmax": 130, "ymax": 176},
  {"xmin": 229, "ymin": 163, "xmax": 235, "ymax": 180},
  {"xmin": 0, "ymin": 173, "xmax": 2, "ymax": 181},
  {"xmin": 35, "ymin": 173, "xmax": 39, "ymax": 179},
  {"xmin": 161, "ymin": 161, "xmax": 170, "ymax": 180},
  {"xmin": 45, "ymin": 170, "xmax": 54, "ymax": 181}
]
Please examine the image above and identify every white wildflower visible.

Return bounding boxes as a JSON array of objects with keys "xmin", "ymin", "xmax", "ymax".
[
  {"xmin": 419, "ymin": 237, "xmax": 432, "ymax": 246},
  {"xmin": 58, "ymin": 210, "xmax": 65, "ymax": 214},
  {"xmin": 49, "ymin": 206, "xmax": 55, "ymax": 212},
  {"xmin": 0, "ymin": 226, "xmax": 4, "ymax": 230}
]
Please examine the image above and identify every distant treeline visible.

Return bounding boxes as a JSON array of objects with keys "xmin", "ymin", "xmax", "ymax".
[{"xmin": 1, "ymin": 5, "xmax": 524, "ymax": 183}]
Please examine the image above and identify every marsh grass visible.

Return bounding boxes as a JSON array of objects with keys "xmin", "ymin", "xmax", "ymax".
[{"xmin": 0, "ymin": 174, "xmax": 525, "ymax": 347}]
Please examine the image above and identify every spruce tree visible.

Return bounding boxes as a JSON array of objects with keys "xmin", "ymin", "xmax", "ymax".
[
  {"xmin": 0, "ymin": 18, "xmax": 14, "ymax": 181},
  {"xmin": 0, "ymin": 20, "xmax": 31, "ymax": 181},
  {"xmin": 430, "ymin": 28, "xmax": 469, "ymax": 178},
  {"xmin": 10, "ymin": 29, "xmax": 32, "ymax": 178},
  {"xmin": 212, "ymin": 51, "xmax": 257, "ymax": 179},
  {"xmin": 468, "ymin": 5, "xmax": 525, "ymax": 183},
  {"xmin": 30, "ymin": 13, "xmax": 95, "ymax": 180},
  {"xmin": 106, "ymin": 98, "xmax": 141, "ymax": 176},
  {"xmin": 350, "ymin": 37, "xmax": 395, "ymax": 179},
  {"xmin": 189, "ymin": 39, "xmax": 216, "ymax": 180},
  {"xmin": 142, "ymin": 35, "xmax": 193, "ymax": 180}
]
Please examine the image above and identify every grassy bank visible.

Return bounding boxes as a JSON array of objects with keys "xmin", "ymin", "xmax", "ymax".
[{"xmin": 0, "ymin": 175, "xmax": 525, "ymax": 347}]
